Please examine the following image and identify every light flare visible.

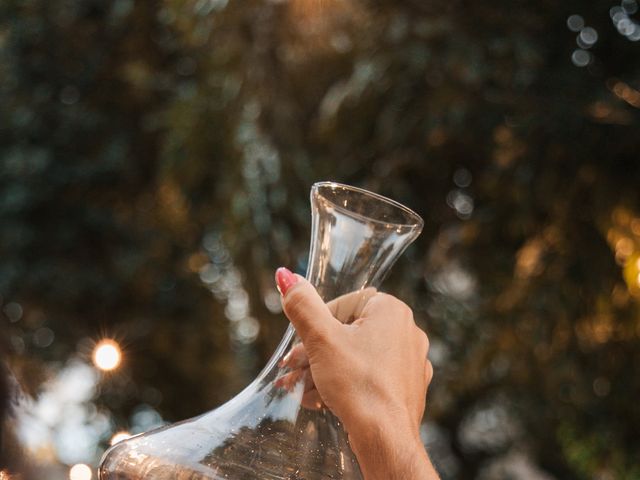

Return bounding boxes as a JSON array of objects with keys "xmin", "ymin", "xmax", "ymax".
[
  {"xmin": 69, "ymin": 464, "xmax": 92, "ymax": 480},
  {"xmin": 92, "ymin": 340, "xmax": 122, "ymax": 371}
]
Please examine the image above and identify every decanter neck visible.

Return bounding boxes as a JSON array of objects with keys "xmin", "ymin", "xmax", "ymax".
[{"xmin": 307, "ymin": 183, "xmax": 422, "ymax": 301}]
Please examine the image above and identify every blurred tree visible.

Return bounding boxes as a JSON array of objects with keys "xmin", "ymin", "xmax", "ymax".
[{"xmin": 1, "ymin": 0, "xmax": 639, "ymax": 478}]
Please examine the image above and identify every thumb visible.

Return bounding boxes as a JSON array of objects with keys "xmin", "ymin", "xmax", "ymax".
[{"xmin": 276, "ymin": 268, "xmax": 339, "ymax": 345}]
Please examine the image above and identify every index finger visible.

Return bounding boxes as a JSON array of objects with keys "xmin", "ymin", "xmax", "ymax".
[{"xmin": 326, "ymin": 287, "xmax": 378, "ymax": 324}]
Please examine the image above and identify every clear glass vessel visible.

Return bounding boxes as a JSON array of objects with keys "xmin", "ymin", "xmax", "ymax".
[{"xmin": 99, "ymin": 181, "xmax": 424, "ymax": 480}]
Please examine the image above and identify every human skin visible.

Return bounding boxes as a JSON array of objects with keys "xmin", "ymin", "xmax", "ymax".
[{"xmin": 275, "ymin": 267, "xmax": 440, "ymax": 480}]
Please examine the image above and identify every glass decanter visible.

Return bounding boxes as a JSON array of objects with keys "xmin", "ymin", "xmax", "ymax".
[{"xmin": 99, "ymin": 181, "xmax": 424, "ymax": 480}]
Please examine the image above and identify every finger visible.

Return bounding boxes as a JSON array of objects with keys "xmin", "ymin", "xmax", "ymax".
[
  {"xmin": 359, "ymin": 292, "xmax": 412, "ymax": 325},
  {"xmin": 275, "ymin": 367, "xmax": 316, "ymax": 393},
  {"xmin": 274, "ymin": 369, "xmax": 305, "ymax": 391},
  {"xmin": 278, "ymin": 271, "xmax": 340, "ymax": 345},
  {"xmin": 425, "ymin": 360, "xmax": 434, "ymax": 388},
  {"xmin": 327, "ymin": 287, "xmax": 378, "ymax": 324},
  {"xmin": 278, "ymin": 343, "xmax": 309, "ymax": 369},
  {"xmin": 301, "ymin": 388, "xmax": 324, "ymax": 411}
]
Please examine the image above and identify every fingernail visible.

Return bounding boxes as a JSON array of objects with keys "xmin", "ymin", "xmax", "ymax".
[
  {"xmin": 278, "ymin": 351, "xmax": 292, "ymax": 368},
  {"xmin": 276, "ymin": 267, "xmax": 298, "ymax": 296}
]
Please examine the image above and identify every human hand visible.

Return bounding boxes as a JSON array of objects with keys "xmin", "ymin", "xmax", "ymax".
[
  {"xmin": 275, "ymin": 267, "xmax": 439, "ymax": 480},
  {"xmin": 275, "ymin": 286, "xmax": 379, "ymax": 411}
]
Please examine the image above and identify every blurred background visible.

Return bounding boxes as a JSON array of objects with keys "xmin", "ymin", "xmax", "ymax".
[{"xmin": 1, "ymin": 0, "xmax": 639, "ymax": 478}]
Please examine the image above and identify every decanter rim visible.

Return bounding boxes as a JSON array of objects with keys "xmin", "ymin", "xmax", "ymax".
[{"xmin": 312, "ymin": 181, "xmax": 424, "ymax": 231}]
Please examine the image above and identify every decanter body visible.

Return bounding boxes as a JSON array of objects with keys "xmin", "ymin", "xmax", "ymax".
[{"xmin": 99, "ymin": 182, "xmax": 423, "ymax": 480}]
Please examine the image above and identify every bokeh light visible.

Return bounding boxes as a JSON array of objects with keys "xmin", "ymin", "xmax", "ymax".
[
  {"xmin": 571, "ymin": 49, "xmax": 591, "ymax": 67},
  {"xmin": 567, "ymin": 14, "xmax": 584, "ymax": 32},
  {"xmin": 92, "ymin": 340, "xmax": 122, "ymax": 371},
  {"xmin": 69, "ymin": 464, "xmax": 92, "ymax": 480},
  {"xmin": 110, "ymin": 431, "xmax": 131, "ymax": 445}
]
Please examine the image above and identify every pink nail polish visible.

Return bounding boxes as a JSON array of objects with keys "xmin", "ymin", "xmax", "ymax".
[
  {"xmin": 279, "ymin": 351, "xmax": 292, "ymax": 368},
  {"xmin": 275, "ymin": 267, "xmax": 298, "ymax": 296}
]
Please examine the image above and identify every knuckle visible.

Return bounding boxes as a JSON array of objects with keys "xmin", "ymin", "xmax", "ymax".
[
  {"xmin": 426, "ymin": 360, "xmax": 434, "ymax": 383},
  {"xmin": 375, "ymin": 293, "xmax": 409, "ymax": 312},
  {"xmin": 394, "ymin": 300, "xmax": 414, "ymax": 326},
  {"xmin": 402, "ymin": 303, "xmax": 414, "ymax": 321},
  {"xmin": 363, "ymin": 293, "xmax": 386, "ymax": 314},
  {"xmin": 388, "ymin": 295, "xmax": 412, "ymax": 316},
  {"xmin": 391, "ymin": 296, "xmax": 408, "ymax": 313},
  {"xmin": 307, "ymin": 326, "xmax": 331, "ymax": 347},
  {"xmin": 418, "ymin": 328, "xmax": 429, "ymax": 352},
  {"xmin": 369, "ymin": 292, "xmax": 388, "ymax": 306},
  {"xmin": 371, "ymin": 293, "xmax": 416, "ymax": 326}
]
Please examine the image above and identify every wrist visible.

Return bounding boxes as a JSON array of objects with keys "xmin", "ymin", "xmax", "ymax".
[
  {"xmin": 343, "ymin": 399, "xmax": 418, "ymax": 444},
  {"xmin": 346, "ymin": 406, "xmax": 427, "ymax": 480}
]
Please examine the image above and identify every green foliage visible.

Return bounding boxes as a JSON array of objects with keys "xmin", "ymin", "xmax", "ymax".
[{"xmin": 1, "ymin": 0, "xmax": 639, "ymax": 478}]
